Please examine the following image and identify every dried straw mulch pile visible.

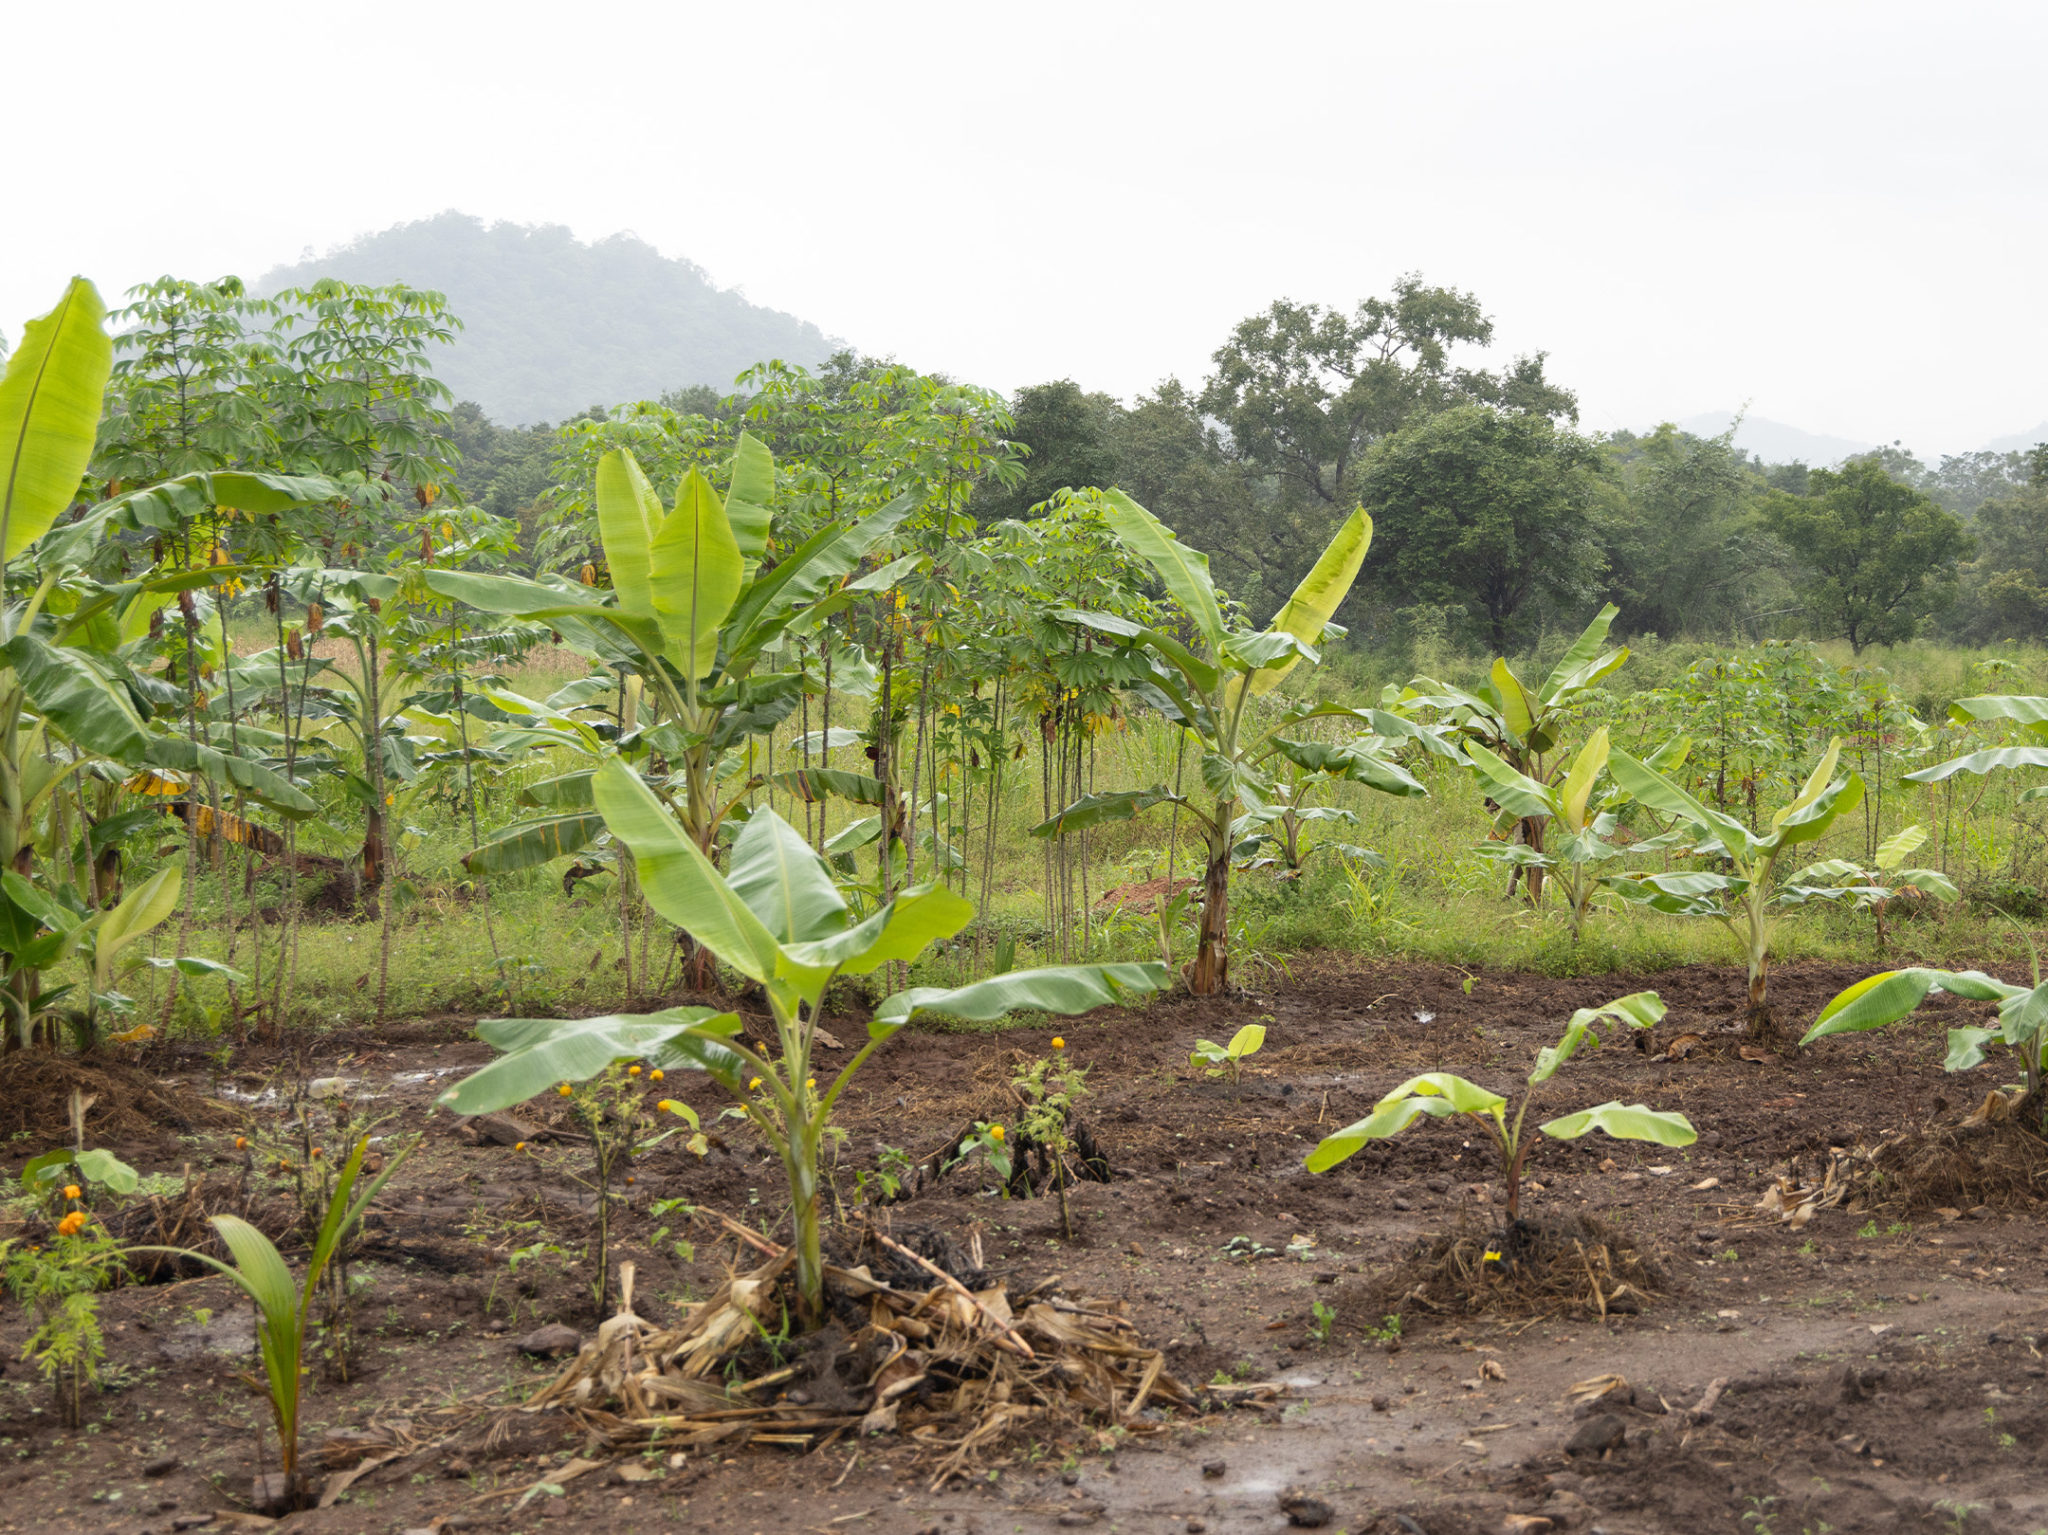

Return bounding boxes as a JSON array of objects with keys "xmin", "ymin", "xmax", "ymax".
[{"xmin": 508, "ymin": 1215, "xmax": 1207, "ymax": 1490}]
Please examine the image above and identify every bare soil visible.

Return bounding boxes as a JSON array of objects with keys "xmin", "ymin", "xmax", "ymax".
[{"xmin": 2, "ymin": 956, "xmax": 2044, "ymax": 1535}]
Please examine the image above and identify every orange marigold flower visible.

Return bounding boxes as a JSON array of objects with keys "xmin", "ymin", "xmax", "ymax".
[
  {"xmin": 56, "ymin": 1212, "xmax": 86, "ymax": 1237},
  {"xmin": 628, "ymin": 1064, "xmax": 642, "ymax": 1077},
  {"xmin": 234, "ymin": 1136, "xmax": 248, "ymax": 1150},
  {"xmin": 649, "ymin": 1069, "xmax": 664, "ymax": 1082},
  {"xmin": 514, "ymin": 1141, "xmax": 527, "ymax": 1151},
  {"xmin": 62, "ymin": 1184, "xmax": 81, "ymax": 1200},
  {"xmin": 557, "ymin": 1084, "xmax": 573, "ymax": 1097}
]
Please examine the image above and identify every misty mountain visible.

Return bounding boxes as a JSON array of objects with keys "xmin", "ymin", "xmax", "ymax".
[
  {"xmin": 256, "ymin": 213, "xmax": 841, "ymax": 425},
  {"xmin": 1675, "ymin": 412, "xmax": 1875, "ymax": 467},
  {"xmin": 1984, "ymin": 422, "xmax": 2048, "ymax": 453}
]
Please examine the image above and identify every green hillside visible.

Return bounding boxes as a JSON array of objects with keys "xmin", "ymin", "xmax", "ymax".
[{"xmin": 256, "ymin": 212, "xmax": 839, "ymax": 423}]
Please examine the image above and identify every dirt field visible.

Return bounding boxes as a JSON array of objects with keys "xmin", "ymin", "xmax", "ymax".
[{"xmin": 2, "ymin": 957, "xmax": 2044, "ymax": 1535}]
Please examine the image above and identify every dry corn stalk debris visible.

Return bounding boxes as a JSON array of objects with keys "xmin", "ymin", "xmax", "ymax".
[{"xmin": 512, "ymin": 1217, "xmax": 1200, "ymax": 1489}]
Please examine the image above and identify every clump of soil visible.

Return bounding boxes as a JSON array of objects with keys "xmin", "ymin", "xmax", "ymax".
[
  {"xmin": 1869, "ymin": 1117, "xmax": 2048, "ymax": 1213},
  {"xmin": 1345, "ymin": 1212, "xmax": 1666, "ymax": 1321},
  {"xmin": 0, "ymin": 1050, "xmax": 239, "ymax": 1141}
]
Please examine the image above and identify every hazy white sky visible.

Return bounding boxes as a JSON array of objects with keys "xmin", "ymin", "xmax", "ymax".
[{"xmin": 7, "ymin": 1, "xmax": 2042, "ymax": 455}]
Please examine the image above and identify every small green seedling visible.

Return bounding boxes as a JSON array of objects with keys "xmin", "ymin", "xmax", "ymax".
[
  {"xmin": 1191, "ymin": 1023, "xmax": 1266, "ymax": 1087},
  {"xmin": 1306, "ymin": 992, "xmax": 1694, "ymax": 1221},
  {"xmin": 1307, "ymin": 1300, "xmax": 1336, "ymax": 1344}
]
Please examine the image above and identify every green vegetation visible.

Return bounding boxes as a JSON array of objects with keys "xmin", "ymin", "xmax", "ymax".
[{"xmin": 1306, "ymin": 992, "xmax": 1693, "ymax": 1220}]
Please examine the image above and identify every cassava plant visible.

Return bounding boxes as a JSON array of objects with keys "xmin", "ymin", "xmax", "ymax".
[
  {"xmin": 1306, "ymin": 992, "xmax": 1693, "ymax": 1221},
  {"xmin": 438, "ymin": 758, "xmax": 1168, "ymax": 1326},
  {"xmin": 1034, "ymin": 491, "xmax": 1422, "ymax": 993},
  {"xmin": 1602, "ymin": 737, "xmax": 1866, "ymax": 1044}
]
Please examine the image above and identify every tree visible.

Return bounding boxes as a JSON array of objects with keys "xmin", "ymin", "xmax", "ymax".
[
  {"xmin": 970, "ymin": 380, "xmax": 1122, "ymax": 523},
  {"xmin": 1197, "ymin": 277, "xmax": 1576, "ymax": 621},
  {"xmin": 1359, "ymin": 404, "xmax": 1603, "ymax": 652},
  {"xmin": 1102, "ymin": 380, "xmax": 1263, "ymax": 605},
  {"xmin": 1759, "ymin": 459, "xmax": 1974, "ymax": 653},
  {"xmin": 1034, "ymin": 492, "xmax": 1426, "ymax": 994},
  {"xmin": 1946, "ymin": 446, "xmax": 2048, "ymax": 643},
  {"xmin": 1596, "ymin": 424, "xmax": 1782, "ymax": 640}
]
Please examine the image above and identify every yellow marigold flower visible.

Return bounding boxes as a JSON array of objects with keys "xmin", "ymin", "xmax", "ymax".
[
  {"xmin": 1051, "ymin": 1037, "xmax": 1065, "ymax": 1050},
  {"xmin": 805, "ymin": 1078, "xmax": 816, "ymax": 1091},
  {"xmin": 56, "ymin": 1212, "xmax": 86, "ymax": 1238},
  {"xmin": 514, "ymin": 1141, "xmax": 527, "ymax": 1151},
  {"xmin": 649, "ymin": 1069, "xmax": 664, "ymax": 1081},
  {"xmin": 657, "ymin": 1100, "xmax": 677, "ymax": 1114},
  {"xmin": 558, "ymin": 1084, "xmax": 573, "ymax": 1097},
  {"xmin": 1483, "ymin": 1248, "xmax": 1504, "ymax": 1264},
  {"xmin": 628, "ymin": 1064, "xmax": 642, "ymax": 1076},
  {"xmin": 748, "ymin": 1077, "xmax": 763, "ymax": 1090},
  {"xmin": 989, "ymin": 1125, "xmax": 1005, "ymax": 1142},
  {"xmin": 62, "ymin": 1184, "xmax": 81, "ymax": 1200}
]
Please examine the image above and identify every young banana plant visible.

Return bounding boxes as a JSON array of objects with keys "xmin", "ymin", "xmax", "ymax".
[
  {"xmin": 1804, "ymin": 945, "xmax": 2048, "ymax": 1128},
  {"xmin": 1902, "ymin": 694, "xmax": 2048, "ymax": 798},
  {"xmin": 1781, "ymin": 824, "xmax": 1958, "ymax": 950},
  {"xmin": 1602, "ymin": 737, "xmax": 1864, "ymax": 1044},
  {"xmin": 1032, "ymin": 492, "xmax": 1420, "ymax": 993},
  {"xmin": 1462, "ymin": 728, "xmax": 1693, "ymax": 943},
  {"xmin": 1386, "ymin": 603, "xmax": 1628, "ymax": 902},
  {"xmin": 427, "ymin": 436, "xmax": 912, "ymax": 873},
  {"xmin": 439, "ymin": 758, "xmax": 1168, "ymax": 1325},
  {"xmin": 1306, "ymin": 992, "xmax": 1691, "ymax": 1221}
]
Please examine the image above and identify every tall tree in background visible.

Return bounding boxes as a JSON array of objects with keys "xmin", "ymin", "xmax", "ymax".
[
  {"xmin": 1197, "ymin": 276, "xmax": 1576, "ymax": 617},
  {"xmin": 1597, "ymin": 423, "xmax": 1782, "ymax": 639},
  {"xmin": 1946, "ymin": 446, "xmax": 2048, "ymax": 642},
  {"xmin": 1359, "ymin": 404, "xmax": 1603, "ymax": 652},
  {"xmin": 1760, "ymin": 459, "xmax": 1974, "ymax": 653},
  {"xmin": 971, "ymin": 379, "xmax": 1121, "ymax": 523}
]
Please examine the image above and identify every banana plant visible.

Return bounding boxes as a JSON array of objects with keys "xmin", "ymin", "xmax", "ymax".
[
  {"xmin": 1602, "ymin": 737, "xmax": 1865, "ymax": 1042},
  {"xmin": 429, "ymin": 437, "xmax": 911, "ymax": 872},
  {"xmin": 1306, "ymin": 992, "xmax": 1691, "ymax": 1221},
  {"xmin": 1386, "ymin": 604, "xmax": 1627, "ymax": 901},
  {"xmin": 1463, "ymin": 728, "xmax": 1693, "ymax": 943},
  {"xmin": 1802, "ymin": 958, "xmax": 2046, "ymax": 1128},
  {"xmin": 1031, "ymin": 492, "xmax": 1420, "ymax": 993},
  {"xmin": 1901, "ymin": 695, "xmax": 2048, "ymax": 797},
  {"xmin": 1782, "ymin": 824, "xmax": 1958, "ymax": 950},
  {"xmin": 1229, "ymin": 722, "xmax": 1447, "ymax": 876},
  {"xmin": 0, "ymin": 858, "xmax": 183, "ymax": 1049},
  {"xmin": 438, "ymin": 757, "xmax": 1168, "ymax": 1325},
  {"xmin": 2, "ymin": 282, "xmax": 325, "ymax": 1050}
]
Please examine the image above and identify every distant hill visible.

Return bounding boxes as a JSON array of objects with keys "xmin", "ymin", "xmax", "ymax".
[
  {"xmin": 256, "ymin": 213, "xmax": 841, "ymax": 424},
  {"xmin": 1985, "ymin": 422, "xmax": 2048, "ymax": 453},
  {"xmin": 1675, "ymin": 412, "xmax": 1875, "ymax": 467}
]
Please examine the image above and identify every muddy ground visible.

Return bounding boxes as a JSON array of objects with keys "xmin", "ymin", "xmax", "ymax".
[{"xmin": 1, "ymin": 957, "xmax": 2044, "ymax": 1535}]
